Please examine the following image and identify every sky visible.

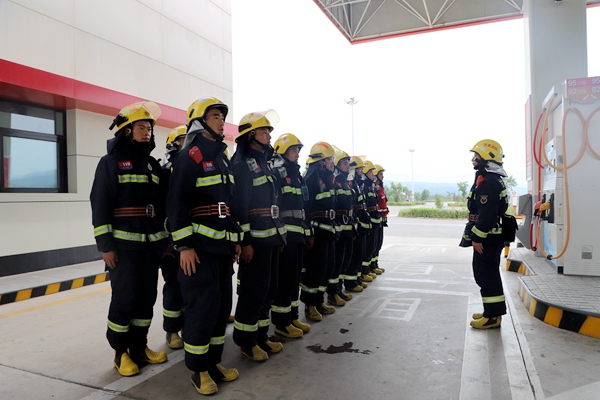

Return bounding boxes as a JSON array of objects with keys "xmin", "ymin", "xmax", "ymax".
[{"xmin": 231, "ymin": 1, "xmax": 600, "ymax": 191}]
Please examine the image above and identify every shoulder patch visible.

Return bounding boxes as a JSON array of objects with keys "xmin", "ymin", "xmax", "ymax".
[
  {"xmin": 202, "ymin": 161, "xmax": 215, "ymax": 172},
  {"xmin": 246, "ymin": 158, "xmax": 262, "ymax": 173},
  {"xmin": 480, "ymin": 195, "xmax": 488, "ymax": 204},
  {"xmin": 189, "ymin": 146, "xmax": 203, "ymax": 164},
  {"xmin": 278, "ymin": 167, "xmax": 288, "ymax": 179}
]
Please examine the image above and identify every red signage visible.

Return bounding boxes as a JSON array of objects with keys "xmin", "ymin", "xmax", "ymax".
[{"xmin": 565, "ymin": 76, "xmax": 600, "ymax": 102}]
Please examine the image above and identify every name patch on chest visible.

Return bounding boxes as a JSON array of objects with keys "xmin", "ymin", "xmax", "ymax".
[
  {"xmin": 118, "ymin": 161, "xmax": 133, "ymax": 170},
  {"xmin": 202, "ymin": 161, "xmax": 216, "ymax": 172}
]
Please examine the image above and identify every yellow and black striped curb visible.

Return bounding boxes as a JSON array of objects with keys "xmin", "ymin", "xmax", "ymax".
[
  {"xmin": 0, "ymin": 272, "xmax": 110, "ymax": 306},
  {"xmin": 507, "ymin": 258, "xmax": 600, "ymax": 340}
]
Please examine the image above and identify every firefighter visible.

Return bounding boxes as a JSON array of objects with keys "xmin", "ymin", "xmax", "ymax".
[
  {"xmin": 231, "ymin": 110, "xmax": 287, "ymax": 362},
  {"xmin": 327, "ymin": 146, "xmax": 355, "ymax": 306},
  {"xmin": 166, "ymin": 97, "xmax": 242, "ymax": 395},
  {"xmin": 344, "ymin": 156, "xmax": 371, "ymax": 292},
  {"xmin": 270, "ymin": 133, "xmax": 312, "ymax": 338},
  {"xmin": 361, "ymin": 160, "xmax": 382, "ymax": 279},
  {"xmin": 372, "ymin": 164, "xmax": 388, "ymax": 274},
  {"xmin": 90, "ymin": 101, "xmax": 169, "ymax": 377},
  {"xmin": 300, "ymin": 141, "xmax": 338, "ymax": 321},
  {"xmin": 459, "ymin": 139, "xmax": 509, "ymax": 329},
  {"xmin": 160, "ymin": 125, "xmax": 186, "ymax": 350}
]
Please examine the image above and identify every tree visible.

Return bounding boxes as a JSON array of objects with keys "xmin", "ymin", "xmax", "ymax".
[
  {"xmin": 435, "ymin": 194, "xmax": 443, "ymax": 209},
  {"xmin": 421, "ymin": 189, "xmax": 430, "ymax": 201},
  {"xmin": 457, "ymin": 181, "xmax": 469, "ymax": 198},
  {"xmin": 503, "ymin": 175, "xmax": 518, "ymax": 194}
]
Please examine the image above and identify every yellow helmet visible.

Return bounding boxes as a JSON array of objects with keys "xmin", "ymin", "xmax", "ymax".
[
  {"xmin": 237, "ymin": 110, "xmax": 280, "ymax": 139},
  {"xmin": 363, "ymin": 160, "xmax": 376, "ymax": 174},
  {"xmin": 333, "ymin": 145, "xmax": 350, "ymax": 166},
  {"xmin": 373, "ymin": 164, "xmax": 385, "ymax": 175},
  {"xmin": 110, "ymin": 101, "xmax": 162, "ymax": 133},
  {"xmin": 471, "ymin": 139, "xmax": 504, "ymax": 163},
  {"xmin": 349, "ymin": 156, "xmax": 364, "ymax": 170},
  {"xmin": 274, "ymin": 133, "xmax": 303, "ymax": 155},
  {"xmin": 166, "ymin": 125, "xmax": 187, "ymax": 146},
  {"xmin": 306, "ymin": 141, "xmax": 335, "ymax": 165},
  {"xmin": 187, "ymin": 97, "xmax": 228, "ymax": 126}
]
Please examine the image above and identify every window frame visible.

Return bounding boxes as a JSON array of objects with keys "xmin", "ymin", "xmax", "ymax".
[{"xmin": 0, "ymin": 99, "xmax": 67, "ymax": 193}]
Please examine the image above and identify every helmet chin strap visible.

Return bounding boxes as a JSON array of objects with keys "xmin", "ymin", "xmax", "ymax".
[
  {"xmin": 200, "ymin": 118, "xmax": 225, "ymax": 142},
  {"xmin": 249, "ymin": 132, "xmax": 272, "ymax": 152}
]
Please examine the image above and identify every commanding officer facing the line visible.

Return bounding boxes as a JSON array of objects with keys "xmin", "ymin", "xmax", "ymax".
[
  {"xmin": 167, "ymin": 97, "xmax": 242, "ymax": 395},
  {"xmin": 460, "ymin": 139, "xmax": 509, "ymax": 330},
  {"xmin": 90, "ymin": 101, "xmax": 168, "ymax": 377},
  {"xmin": 231, "ymin": 110, "xmax": 287, "ymax": 362}
]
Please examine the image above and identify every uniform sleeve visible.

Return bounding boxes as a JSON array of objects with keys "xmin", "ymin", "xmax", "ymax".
[
  {"xmin": 470, "ymin": 179, "xmax": 503, "ymax": 242},
  {"xmin": 90, "ymin": 157, "xmax": 118, "ymax": 252},
  {"xmin": 166, "ymin": 156, "xmax": 196, "ymax": 249},
  {"xmin": 232, "ymin": 161, "xmax": 253, "ymax": 246}
]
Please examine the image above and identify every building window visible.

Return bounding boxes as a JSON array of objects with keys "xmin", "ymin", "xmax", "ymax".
[{"xmin": 0, "ymin": 99, "xmax": 66, "ymax": 192}]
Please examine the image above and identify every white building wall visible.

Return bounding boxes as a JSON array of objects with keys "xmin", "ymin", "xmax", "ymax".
[{"xmin": 0, "ymin": 0, "xmax": 233, "ymax": 259}]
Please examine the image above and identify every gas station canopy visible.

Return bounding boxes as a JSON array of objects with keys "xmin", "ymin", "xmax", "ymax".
[{"xmin": 314, "ymin": 0, "xmax": 600, "ymax": 43}]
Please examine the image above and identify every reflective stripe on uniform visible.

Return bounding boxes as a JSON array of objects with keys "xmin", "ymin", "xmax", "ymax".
[
  {"xmin": 370, "ymin": 217, "xmax": 382, "ymax": 224},
  {"xmin": 311, "ymin": 221, "xmax": 336, "ymax": 234},
  {"xmin": 163, "ymin": 308, "xmax": 183, "ymax": 319},
  {"xmin": 285, "ymin": 224, "xmax": 304, "ymax": 234},
  {"xmin": 148, "ymin": 231, "xmax": 169, "ymax": 242},
  {"xmin": 196, "ymin": 175, "xmax": 223, "ymax": 187},
  {"xmin": 250, "ymin": 226, "xmax": 286, "ymax": 239},
  {"xmin": 151, "ymin": 174, "xmax": 159, "ymax": 185},
  {"xmin": 94, "ymin": 224, "xmax": 113, "ymax": 237},
  {"xmin": 300, "ymin": 283, "xmax": 318, "ymax": 294},
  {"xmin": 315, "ymin": 190, "xmax": 334, "ymax": 200},
  {"xmin": 271, "ymin": 305, "xmax": 291, "ymax": 314},
  {"xmin": 318, "ymin": 285, "xmax": 327, "ymax": 293},
  {"xmin": 281, "ymin": 186, "xmax": 302, "ymax": 195},
  {"xmin": 184, "ymin": 341, "xmax": 209, "ymax": 355},
  {"xmin": 131, "ymin": 318, "xmax": 152, "ymax": 327},
  {"xmin": 118, "ymin": 174, "xmax": 149, "ymax": 184},
  {"xmin": 329, "ymin": 277, "xmax": 339, "ymax": 284},
  {"xmin": 234, "ymin": 320, "xmax": 258, "ymax": 332},
  {"xmin": 253, "ymin": 176, "xmax": 268, "ymax": 186},
  {"xmin": 107, "ymin": 319, "xmax": 129, "ymax": 333},
  {"xmin": 172, "ymin": 225, "xmax": 194, "ymax": 241},
  {"xmin": 291, "ymin": 300, "xmax": 299, "ymax": 308},
  {"xmin": 113, "ymin": 230, "xmax": 146, "ymax": 242},
  {"xmin": 482, "ymin": 295, "xmax": 506, "ymax": 304},
  {"xmin": 210, "ymin": 336, "xmax": 225, "ymax": 346},
  {"xmin": 258, "ymin": 318, "xmax": 270, "ymax": 328},
  {"xmin": 471, "ymin": 226, "xmax": 488, "ymax": 239}
]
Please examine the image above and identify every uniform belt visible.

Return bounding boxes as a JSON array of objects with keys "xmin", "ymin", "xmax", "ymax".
[
  {"xmin": 189, "ymin": 203, "xmax": 230, "ymax": 219},
  {"xmin": 310, "ymin": 209, "xmax": 336, "ymax": 220},
  {"xmin": 280, "ymin": 209, "xmax": 305, "ymax": 219},
  {"xmin": 354, "ymin": 204, "xmax": 366, "ymax": 210},
  {"xmin": 249, "ymin": 205, "xmax": 279, "ymax": 218},
  {"xmin": 114, "ymin": 205, "xmax": 155, "ymax": 218},
  {"xmin": 334, "ymin": 209, "xmax": 353, "ymax": 217},
  {"xmin": 367, "ymin": 206, "xmax": 379, "ymax": 212},
  {"xmin": 468, "ymin": 213, "xmax": 478, "ymax": 222}
]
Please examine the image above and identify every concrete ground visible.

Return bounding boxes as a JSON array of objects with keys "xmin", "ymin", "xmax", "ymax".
[{"xmin": 1, "ymin": 206, "xmax": 599, "ymax": 399}]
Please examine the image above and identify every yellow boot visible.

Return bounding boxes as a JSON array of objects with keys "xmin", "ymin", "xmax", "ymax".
[
  {"xmin": 361, "ymin": 274, "xmax": 373, "ymax": 282},
  {"xmin": 275, "ymin": 324, "xmax": 303, "ymax": 338},
  {"xmin": 129, "ymin": 346, "xmax": 167, "ymax": 364},
  {"xmin": 470, "ymin": 316, "xmax": 502, "ymax": 329},
  {"xmin": 191, "ymin": 371, "xmax": 218, "ymax": 395},
  {"xmin": 259, "ymin": 340, "xmax": 283, "ymax": 354},
  {"xmin": 305, "ymin": 305, "xmax": 323, "ymax": 322},
  {"xmin": 472, "ymin": 312, "xmax": 484, "ymax": 320},
  {"xmin": 166, "ymin": 331, "xmax": 183, "ymax": 349},
  {"xmin": 327, "ymin": 293, "xmax": 346, "ymax": 307},
  {"xmin": 209, "ymin": 364, "xmax": 239, "ymax": 382},
  {"xmin": 292, "ymin": 319, "xmax": 311, "ymax": 333},
  {"xmin": 114, "ymin": 351, "xmax": 139, "ymax": 377},
  {"xmin": 317, "ymin": 302, "xmax": 336, "ymax": 315},
  {"xmin": 241, "ymin": 345, "xmax": 269, "ymax": 362}
]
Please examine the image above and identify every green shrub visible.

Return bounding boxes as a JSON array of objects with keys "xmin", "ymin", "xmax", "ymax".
[
  {"xmin": 447, "ymin": 202, "xmax": 467, "ymax": 207},
  {"xmin": 397, "ymin": 208, "xmax": 468, "ymax": 219},
  {"xmin": 435, "ymin": 194, "xmax": 443, "ymax": 209}
]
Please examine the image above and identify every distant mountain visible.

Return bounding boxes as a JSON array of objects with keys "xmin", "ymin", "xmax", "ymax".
[{"xmin": 385, "ymin": 181, "xmax": 528, "ymax": 196}]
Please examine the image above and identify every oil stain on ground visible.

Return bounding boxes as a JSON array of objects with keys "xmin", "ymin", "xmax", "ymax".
[{"xmin": 307, "ymin": 342, "xmax": 371, "ymax": 355}]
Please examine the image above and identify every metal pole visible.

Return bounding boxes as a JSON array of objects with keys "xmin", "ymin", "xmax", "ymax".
[
  {"xmin": 409, "ymin": 149, "xmax": 415, "ymax": 201},
  {"xmin": 345, "ymin": 97, "xmax": 358, "ymax": 154}
]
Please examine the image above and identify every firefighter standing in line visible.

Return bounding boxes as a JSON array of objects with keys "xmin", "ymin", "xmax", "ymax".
[
  {"xmin": 372, "ymin": 164, "xmax": 388, "ymax": 274},
  {"xmin": 300, "ymin": 142, "xmax": 338, "ymax": 321},
  {"xmin": 459, "ymin": 139, "xmax": 509, "ymax": 329},
  {"xmin": 166, "ymin": 97, "xmax": 242, "ymax": 395},
  {"xmin": 160, "ymin": 125, "xmax": 186, "ymax": 350},
  {"xmin": 344, "ymin": 156, "xmax": 371, "ymax": 292},
  {"xmin": 270, "ymin": 133, "xmax": 312, "ymax": 338},
  {"xmin": 90, "ymin": 101, "xmax": 169, "ymax": 377},
  {"xmin": 361, "ymin": 160, "xmax": 383, "ymax": 279},
  {"xmin": 231, "ymin": 110, "xmax": 287, "ymax": 362},
  {"xmin": 327, "ymin": 146, "xmax": 355, "ymax": 307}
]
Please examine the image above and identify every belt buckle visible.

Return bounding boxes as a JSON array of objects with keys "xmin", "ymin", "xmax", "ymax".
[
  {"xmin": 342, "ymin": 215, "xmax": 348, "ymax": 224},
  {"xmin": 146, "ymin": 204, "xmax": 155, "ymax": 217},
  {"xmin": 217, "ymin": 202, "xmax": 227, "ymax": 218},
  {"xmin": 270, "ymin": 205, "xmax": 279, "ymax": 219},
  {"xmin": 329, "ymin": 209, "xmax": 336, "ymax": 219},
  {"xmin": 348, "ymin": 209, "xmax": 353, "ymax": 217}
]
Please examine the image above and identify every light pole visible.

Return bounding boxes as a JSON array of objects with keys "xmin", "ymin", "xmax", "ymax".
[
  {"xmin": 345, "ymin": 97, "xmax": 358, "ymax": 154},
  {"xmin": 409, "ymin": 149, "xmax": 415, "ymax": 202}
]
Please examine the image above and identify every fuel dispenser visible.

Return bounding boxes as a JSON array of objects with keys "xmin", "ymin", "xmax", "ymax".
[{"xmin": 529, "ymin": 76, "xmax": 600, "ymax": 276}]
